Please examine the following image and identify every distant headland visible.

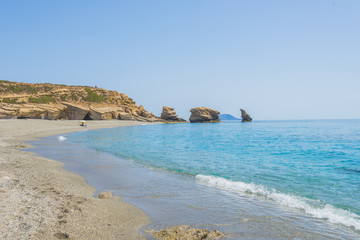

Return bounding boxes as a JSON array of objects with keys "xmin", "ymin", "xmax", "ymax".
[{"xmin": 219, "ymin": 114, "xmax": 241, "ymax": 121}]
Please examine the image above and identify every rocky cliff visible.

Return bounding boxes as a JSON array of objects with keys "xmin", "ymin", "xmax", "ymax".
[
  {"xmin": 160, "ymin": 106, "xmax": 187, "ymax": 122},
  {"xmin": 189, "ymin": 107, "xmax": 220, "ymax": 123},
  {"xmin": 240, "ymin": 109, "xmax": 252, "ymax": 122},
  {"xmin": 0, "ymin": 80, "xmax": 160, "ymax": 122}
]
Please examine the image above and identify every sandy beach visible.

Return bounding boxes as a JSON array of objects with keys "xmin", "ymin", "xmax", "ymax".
[{"xmin": 0, "ymin": 119, "xmax": 151, "ymax": 240}]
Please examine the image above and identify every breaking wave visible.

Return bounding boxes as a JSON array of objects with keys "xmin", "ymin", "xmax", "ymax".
[
  {"xmin": 196, "ymin": 174, "xmax": 360, "ymax": 231},
  {"xmin": 57, "ymin": 136, "xmax": 67, "ymax": 141}
]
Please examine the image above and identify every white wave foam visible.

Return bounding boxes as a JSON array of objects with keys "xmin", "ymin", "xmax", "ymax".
[
  {"xmin": 196, "ymin": 174, "xmax": 360, "ymax": 231},
  {"xmin": 57, "ymin": 136, "xmax": 67, "ymax": 141}
]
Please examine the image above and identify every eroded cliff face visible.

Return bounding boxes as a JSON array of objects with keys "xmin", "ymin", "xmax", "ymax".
[
  {"xmin": 0, "ymin": 81, "xmax": 160, "ymax": 122},
  {"xmin": 189, "ymin": 107, "xmax": 220, "ymax": 123}
]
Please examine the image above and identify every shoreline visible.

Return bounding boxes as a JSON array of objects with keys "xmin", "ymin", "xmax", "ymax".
[
  {"xmin": 3, "ymin": 119, "xmax": 357, "ymax": 239},
  {"xmin": 0, "ymin": 119, "xmax": 151, "ymax": 240},
  {"xmin": 37, "ymin": 121, "xmax": 360, "ymax": 240}
]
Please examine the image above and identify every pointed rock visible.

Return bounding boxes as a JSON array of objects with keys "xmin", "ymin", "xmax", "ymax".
[{"xmin": 240, "ymin": 109, "xmax": 252, "ymax": 122}]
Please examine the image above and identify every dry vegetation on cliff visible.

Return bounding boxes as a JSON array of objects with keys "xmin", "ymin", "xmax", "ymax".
[{"xmin": 0, "ymin": 81, "xmax": 160, "ymax": 122}]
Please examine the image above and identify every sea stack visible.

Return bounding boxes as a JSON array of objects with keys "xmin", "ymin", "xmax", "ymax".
[
  {"xmin": 240, "ymin": 109, "xmax": 252, "ymax": 122},
  {"xmin": 160, "ymin": 106, "xmax": 187, "ymax": 122},
  {"xmin": 189, "ymin": 107, "xmax": 220, "ymax": 123}
]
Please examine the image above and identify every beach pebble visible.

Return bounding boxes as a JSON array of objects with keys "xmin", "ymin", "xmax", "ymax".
[
  {"xmin": 53, "ymin": 232, "xmax": 70, "ymax": 239},
  {"xmin": 0, "ymin": 176, "xmax": 10, "ymax": 184},
  {"xmin": 98, "ymin": 192, "xmax": 112, "ymax": 199}
]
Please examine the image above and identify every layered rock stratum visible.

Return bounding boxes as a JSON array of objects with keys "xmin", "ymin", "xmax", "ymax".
[
  {"xmin": 240, "ymin": 109, "xmax": 252, "ymax": 122},
  {"xmin": 189, "ymin": 107, "xmax": 220, "ymax": 123},
  {"xmin": 0, "ymin": 80, "xmax": 161, "ymax": 122},
  {"xmin": 160, "ymin": 106, "xmax": 187, "ymax": 122}
]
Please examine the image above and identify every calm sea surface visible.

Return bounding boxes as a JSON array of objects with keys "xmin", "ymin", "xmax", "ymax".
[{"xmin": 29, "ymin": 120, "xmax": 360, "ymax": 239}]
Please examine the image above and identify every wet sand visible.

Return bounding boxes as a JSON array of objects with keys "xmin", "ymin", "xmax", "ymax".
[{"xmin": 0, "ymin": 119, "xmax": 150, "ymax": 240}]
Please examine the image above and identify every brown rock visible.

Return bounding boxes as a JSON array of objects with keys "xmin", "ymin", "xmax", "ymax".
[
  {"xmin": 148, "ymin": 225, "xmax": 224, "ymax": 240},
  {"xmin": 117, "ymin": 112, "xmax": 135, "ymax": 120},
  {"xmin": 189, "ymin": 107, "xmax": 220, "ymax": 123},
  {"xmin": 98, "ymin": 192, "xmax": 112, "ymax": 199},
  {"xmin": 62, "ymin": 103, "xmax": 90, "ymax": 120},
  {"xmin": 240, "ymin": 109, "xmax": 252, "ymax": 122},
  {"xmin": 161, "ymin": 106, "xmax": 187, "ymax": 122},
  {"xmin": 138, "ymin": 105, "xmax": 154, "ymax": 118}
]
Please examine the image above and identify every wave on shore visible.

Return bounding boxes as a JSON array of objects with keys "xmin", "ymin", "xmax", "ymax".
[
  {"xmin": 196, "ymin": 174, "xmax": 360, "ymax": 231},
  {"xmin": 57, "ymin": 136, "xmax": 67, "ymax": 141}
]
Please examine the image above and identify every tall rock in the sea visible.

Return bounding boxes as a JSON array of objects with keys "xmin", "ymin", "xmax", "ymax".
[
  {"xmin": 240, "ymin": 109, "xmax": 252, "ymax": 122},
  {"xmin": 189, "ymin": 107, "xmax": 220, "ymax": 123},
  {"xmin": 160, "ymin": 106, "xmax": 187, "ymax": 122}
]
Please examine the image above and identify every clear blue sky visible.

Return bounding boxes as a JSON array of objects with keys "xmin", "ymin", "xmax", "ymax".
[{"xmin": 1, "ymin": 0, "xmax": 359, "ymax": 120}]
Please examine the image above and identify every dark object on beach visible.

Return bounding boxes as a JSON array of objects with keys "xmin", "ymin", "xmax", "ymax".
[
  {"xmin": 53, "ymin": 232, "xmax": 70, "ymax": 239},
  {"xmin": 240, "ymin": 109, "xmax": 252, "ymax": 122},
  {"xmin": 161, "ymin": 106, "xmax": 187, "ymax": 122},
  {"xmin": 189, "ymin": 107, "xmax": 220, "ymax": 123}
]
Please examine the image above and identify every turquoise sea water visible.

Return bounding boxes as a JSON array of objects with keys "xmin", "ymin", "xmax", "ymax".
[{"xmin": 65, "ymin": 120, "xmax": 360, "ymax": 234}]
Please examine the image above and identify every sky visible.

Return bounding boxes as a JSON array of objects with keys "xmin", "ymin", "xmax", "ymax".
[{"xmin": 1, "ymin": 0, "xmax": 359, "ymax": 120}]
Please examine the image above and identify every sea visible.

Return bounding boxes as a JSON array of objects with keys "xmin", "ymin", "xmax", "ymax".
[{"xmin": 28, "ymin": 119, "xmax": 360, "ymax": 239}]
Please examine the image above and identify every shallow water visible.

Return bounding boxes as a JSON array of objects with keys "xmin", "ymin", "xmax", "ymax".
[{"xmin": 28, "ymin": 120, "xmax": 360, "ymax": 239}]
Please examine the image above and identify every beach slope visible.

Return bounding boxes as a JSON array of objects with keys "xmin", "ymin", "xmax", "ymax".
[{"xmin": 0, "ymin": 119, "xmax": 150, "ymax": 240}]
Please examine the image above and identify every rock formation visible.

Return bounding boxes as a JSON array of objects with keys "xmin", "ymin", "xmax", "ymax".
[
  {"xmin": 240, "ymin": 109, "xmax": 252, "ymax": 122},
  {"xmin": 0, "ymin": 80, "xmax": 161, "ymax": 122},
  {"xmin": 98, "ymin": 192, "xmax": 112, "ymax": 199},
  {"xmin": 148, "ymin": 225, "xmax": 224, "ymax": 240},
  {"xmin": 189, "ymin": 107, "xmax": 220, "ymax": 123},
  {"xmin": 160, "ymin": 106, "xmax": 187, "ymax": 122}
]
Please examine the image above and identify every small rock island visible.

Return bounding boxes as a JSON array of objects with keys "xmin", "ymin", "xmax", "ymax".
[
  {"xmin": 189, "ymin": 107, "xmax": 220, "ymax": 123},
  {"xmin": 240, "ymin": 109, "xmax": 252, "ymax": 122},
  {"xmin": 160, "ymin": 106, "xmax": 187, "ymax": 122}
]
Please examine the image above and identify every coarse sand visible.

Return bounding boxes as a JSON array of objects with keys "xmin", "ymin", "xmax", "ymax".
[{"xmin": 0, "ymin": 119, "xmax": 150, "ymax": 240}]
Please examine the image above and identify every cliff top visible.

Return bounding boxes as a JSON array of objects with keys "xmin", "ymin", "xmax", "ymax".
[{"xmin": 0, "ymin": 80, "xmax": 134, "ymax": 106}]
